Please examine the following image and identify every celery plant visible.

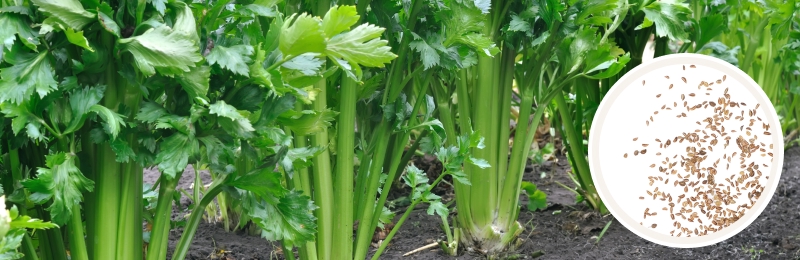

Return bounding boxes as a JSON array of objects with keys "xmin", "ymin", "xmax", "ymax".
[
  {"xmin": 265, "ymin": 1, "xmax": 458, "ymax": 260},
  {"xmin": 0, "ymin": 0, "xmax": 349, "ymax": 259},
  {"xmin": 415, "ymin": 0, "xmax": 630, "ymax": 256}
]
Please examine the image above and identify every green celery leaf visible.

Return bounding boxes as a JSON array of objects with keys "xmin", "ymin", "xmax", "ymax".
[
  {"xmin": 451, "ymin": 170, "xmax": 471, "ymax": 185},
  {"xmin": 171, "ymin": 1, "xmax": 197, "ymax": 42},
  {"xmin": 255, "ymin": 94, "xmax": 295, "ymax": 129},
  {"xmin": 377, "ymin": 206, "xmax": 395, "ymax": 229},
  {"xmin": 765, "ymin": 0, "xmax": 795, "ymax": 40},
  {"xmin": 0, "ymin": 229, "xmax": 24, "ymax": 259},
  {"xmin": 442, "ymin": 2, "xmax": 499, "ymax": 56},
  {"xmin": 321, "ymin": 5, "xmax": 359, "ymax": 37},
  {"xmin": 176, "ymin": 65, "xmax": 211, "ymax": 102},
  {"xmin": 148, "ymin": 0, "xmax": 167, "ymax": 15},
  {"xmin": 698, "ymin": 42, "xmax": 739, "ymax": 66},
  {"xmin": 136, "ymin": 102, "xmax": 169, "ymax": 124},
  {"xmin": 403, "ymin": 165, "xmax": 428, "ymax": 188},
  {"xmin": 536, "ymin": 0, "xmax": 566, "ymax": 31},
  {"xmin": 63, "ymin": 85, "xmax": 105, "ymax": 133},
  {"xmin": 409, "ymin": 35, "xmax": 440, "ymax": 69},
  {"xmin": 277, "ymin": 109, "xmax": 337, "ymax": 136},
  {"xmin": 640, "ymin": 0, "xmax": 691, "ymax": 41},
  {"xmin": 230, "ymin": 169, "xmax": 286, "ymax": 199},
  {"xmin": 118, "ymin": 25, "xmax": 202, "ymax": 76},
  {"xmin": 279, "ymin": 13, "xmax": 325, "ymax": 57},
  {"xmin": 282, "ymin": 53, "xmax": 324, "ymax": 76},
  {"xmin": 65, "ymin": 27, "xmax": 93, "ymax": 51},
  {"xmin": 110, "ymin": 138, "xmax": 135, "ymax": 162},
  {"xmin": 96, "ymin": 10, "xmax": 120, "ymax": 37},
  {"xmin": 693, "ymin": 14, "xmax": 725, "ymax": 51},
  {"xmin": 0, "ymin": 47, "xmax": 58, "ymax": 104},
  {"xmin": 209, "ymin": 100, "xmax": 255, "ymax": 138},
  {"xmin": 206, "ymin": 45, "xmax": 253, "ymax": 76},
  {"xmin": 574, "ymin": 0, "xmax": 617, "ymax": 26},
  {"xmin": 473, "ymin": 0, "xmax": 491, "ymax": 14},
  {"xmin": 280, "ymin": 146, "xmax": 323, "ymax": 178},
  {"xmin": 521, "ymin": 181, "xmax": 547, "ymax": 211},
  {"xmin": 21, "ymin": 153, "xmax": 94, "ymax": 225},
  {"xmin": 155, "ymin": 115, "xmax": 193, "ymax": 135},
  {"xmin": 0, "ymin": 99, "xmax": 44, "ymax": 140},
  {"xmin": 402, "ymin": 165, "xmax": 429, "ymax": 200},
  {"xmin": 246, "ymin": 190, "xmax": 317, "ymax": 248},
  {"xmin": 325, "ymin": 23, "xmax": 396, "ymax": 69},
  {"xmin": 468, "ymin": 157, "xmax": 490, "ymax": 169},
  {"xmin": 9, "ymin": 214, "xmax": 58, "ymax": 230},
  {"xmin": 508, "ymin": 14, "xmax": 531, "ymax": 32},
  {"xmin": 155, "ymin": 133, "xmax": 199, "ymax": 179},
  {"xmin": 197, "ymin": 136, "xmax": 225, "ymax": 165},
  {"xmin": 427, "ymin": 201, "xmax": 448, "ymax": 217},
  {"xmin": 558, "ymin": 27, "xmax": 600, "ymax": 74},
  {"xmin": 225, "ymin": 85, "xmax": 264, "ymax": 111},
  {"xmin": 585, "ymin": 53, "xmax": 630, "ymax": 79},
  {"xmin": 89, "ymin": 104, "xmax": 125, "ymax": 139},
  {"xmin": 241, "ymin": 4, "xmax": 278, "ymax": 17},
  {"xmin": 0, "ymin": 13, "xmax": 40, "ymax": 53},
  {"xmin": 30, "ymin": 0, "xmax": 95, "ymax": 30}
]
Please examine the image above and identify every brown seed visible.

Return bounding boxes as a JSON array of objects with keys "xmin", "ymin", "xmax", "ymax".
[
  {"xmin": 624, "ymin": 153, "xmax": 628, "ymax": 158},
  {"xmin": 682, "ymin": 77, "xmax": 687, "ymax": 83},
  {"xmin": 651, "ymin": 224, "xmax": 657, "ymax": 228},
  {"xmin": 690, "ymin": 65, "xmax": 696, "ymax": 68},
  {"xmin": 656, "ymin": 94, "xmax": 662, "ymax": 98}
]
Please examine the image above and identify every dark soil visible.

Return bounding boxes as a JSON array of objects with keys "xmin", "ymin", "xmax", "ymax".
[{"xmin": 150, "ymin": 146, "xmax": 800, "ymax": 260}]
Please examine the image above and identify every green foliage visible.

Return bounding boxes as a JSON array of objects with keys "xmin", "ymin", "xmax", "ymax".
[
  {"xmin": 636, "ymin": 0, "xmax": 692, "ymax": 41},
  {"xmin": 22, "ymin": 153, "xmax": 93, "ymax": 225},
  {"xmin": 0, "ymin": 196, "xmax": 57, "ymax": 258},
  {"xmin": 521, "ymin": 182, "xmax": 547, "ymax": 211}
]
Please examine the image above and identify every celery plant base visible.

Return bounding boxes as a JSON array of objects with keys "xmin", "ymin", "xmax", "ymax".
[{"xmin": 458, "ymin": 220, "xmax": 524, "ymax": 258}]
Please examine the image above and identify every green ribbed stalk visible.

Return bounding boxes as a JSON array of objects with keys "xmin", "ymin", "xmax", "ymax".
[
  {"xmin": 554, "ymin": 92, "xmax": 605, "ymax": 213},
  {"xmin": 352, "ymin": 121, "xmax": 390, "ymax": 260},
  {"xmin": 331, "ymin": 77, "xmax": 357, "ymax": 260},
  {"xmin": 495, "ymin": 49, "xmax": 516, "ymax": 205},
  {"xmin": 292, "ymin": 136, "xmax": 318, "ymax": 260},
  {"xmin": 172, "ymin": 178, "xmax": 225, "ymax": 260},
  {"xmin": 146, "ymin": 172, "xmax": 182, "ymax": 260},
  {"xmin": 93, "ymin": 32, "xmax": 122, "ymax": 260},
  {"xmin": 62, "ymin": 132, "xmax": 87, "ymax": 260},
  {"xmin": 469, "ymin": 53, "xmax": 498, "ymax": 228},
  {"xmin": 309, "ymin": 78, "xmax": 334, "ymax": 260},
  {"xmin": 117, "ymin": 73, "xmax": 143, "ymax": 260}
]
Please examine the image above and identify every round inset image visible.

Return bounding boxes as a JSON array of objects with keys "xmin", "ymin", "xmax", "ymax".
[{"xmin": 588, "ymin": 53, "xmax": 783, "ymax": 248}]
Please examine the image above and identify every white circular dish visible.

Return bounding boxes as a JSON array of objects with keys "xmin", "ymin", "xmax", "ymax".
[{"xmin": 588, "ymin": 53, "xmax": 783, "ymax": 248}]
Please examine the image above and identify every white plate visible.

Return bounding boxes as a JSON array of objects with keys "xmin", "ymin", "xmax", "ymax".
[{"xmin": 588, "ymin": 53, "xmax": 783, "ymax": 248}]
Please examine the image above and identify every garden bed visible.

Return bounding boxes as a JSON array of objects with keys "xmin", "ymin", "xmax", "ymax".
[{"xmin": 149, "ymin": 146, "xmax": 800, "ymax": 259}]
